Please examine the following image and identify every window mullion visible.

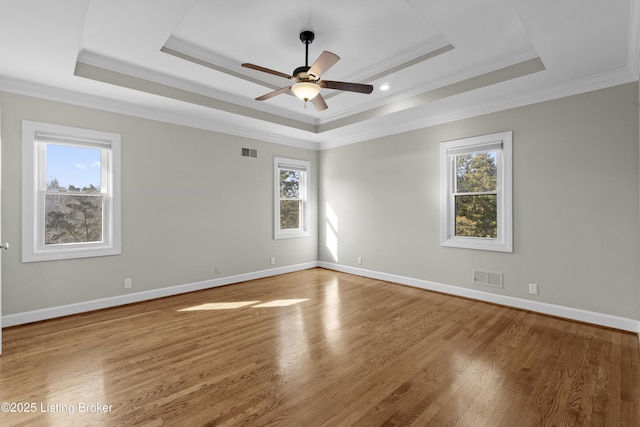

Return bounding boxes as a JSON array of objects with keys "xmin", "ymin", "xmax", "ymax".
[{"xmin": 454, "ymin": 191, "xmax": 498, "ymax": 197}]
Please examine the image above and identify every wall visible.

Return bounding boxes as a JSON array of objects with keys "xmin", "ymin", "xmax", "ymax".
[
  {"xmin": 0, "ymin": 92, "xmax": 318, "ymax": 316},
  {"xmin": 1, "ymin": 83, "xmax": 638, "ymax": 325},
  {"xmin": 319, "ymin": 82, "xmax": 640, "ymax": 320}
]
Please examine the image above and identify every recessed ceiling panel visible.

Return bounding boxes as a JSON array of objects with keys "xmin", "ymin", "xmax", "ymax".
[
  {"xmin": 166, "ymin": 0, "xmax": 447, "ymax": 83},
  {"xmin": 0, "ymin": 0, "xmax": 635, "ymax": 149}
]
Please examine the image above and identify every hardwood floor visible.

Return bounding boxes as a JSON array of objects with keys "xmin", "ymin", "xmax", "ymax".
[{"xmin": 1, "ymin": 268, "xmax": 638, "ymax": 426}]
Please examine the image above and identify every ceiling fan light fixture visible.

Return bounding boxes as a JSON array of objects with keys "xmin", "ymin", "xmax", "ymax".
[
  {"xmin": 242, "ymin": 30, "xmax": 373, "ymax": 110},
  {"xmin": 291, "ymin": 82, "xmax": 321, "ymax": 101}
]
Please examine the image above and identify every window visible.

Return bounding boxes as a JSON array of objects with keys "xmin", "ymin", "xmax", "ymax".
[
  {"xmin": 274, "ymin": 157, "xmax": 310, "ymax": 239},
  {"xmin": 440, "ymin": 131, "xmax": 512, "ymax": 252},
  {"xmin": 22, "ymin": 121, "xmax": 121, "ymax": 262}
]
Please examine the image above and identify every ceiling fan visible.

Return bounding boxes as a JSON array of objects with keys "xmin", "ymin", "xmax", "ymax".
[{"xmin": 242, "ymin": 31, "xmax": 374, "ymax": 111}]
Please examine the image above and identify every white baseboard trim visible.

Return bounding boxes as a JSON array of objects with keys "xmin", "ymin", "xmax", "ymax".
[
  {"xmin": 4, "ymin": 261, "xmax": 639, "ymax": 335},
  {"xmin": 2, "ymin": 262, "xmax": 319, "ymax": 327},
  {"xmin": 319, "ymin": 262, "xmax": 640, "ymax": 334}
]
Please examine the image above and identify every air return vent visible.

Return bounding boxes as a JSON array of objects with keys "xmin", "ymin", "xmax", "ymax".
[
  {"xmin": 473, "ymin": 270, "xmax": 503, "ymax": 288},
  {"xmin": 241, "ymin": 148, "xmax": 258, "ymax": 158}
]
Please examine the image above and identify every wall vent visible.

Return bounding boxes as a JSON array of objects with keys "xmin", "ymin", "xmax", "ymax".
[
  {"xmin": 241, "ymin": 148, "xmax": 258, "ymax": 158},
  {"xmin": 473, "ymin": 270, "xmax": 503, "ymax": 288}
]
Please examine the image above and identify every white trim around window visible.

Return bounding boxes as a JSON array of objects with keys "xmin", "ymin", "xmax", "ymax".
[
  {"xmin": 440, "ymin": 131, "xmax": 513, "ymax": 252},
  {"xmin": 22, "ymin": 121, "xmax": 121, "ymax": 262},
  {"xmin": 274, "ymin": 157, "xmax": 310, "ymax": 240}
]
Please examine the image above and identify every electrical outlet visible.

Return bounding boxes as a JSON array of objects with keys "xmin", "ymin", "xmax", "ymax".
[
  {"xmin": 214, "ymin": 265, "xmax": 221, "ymax": 274},
  {"xmin": 124, "ymin": 278, "xmax": 132, "ymax": 289},
  {"xmin": 270, "ymin": 257, "xmax": 276, "ymax": 265},
  {"xmin": 357, "ymin": 257, "xmax": 362, "ymax": 265},
  {"xmin": 528, "ymin": 283, "xmax": 538, "ymax": 295}
]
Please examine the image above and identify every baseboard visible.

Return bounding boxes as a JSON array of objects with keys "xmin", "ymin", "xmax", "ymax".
[
  {"xmin": 1, "ymin": 261, "xmax": 319, "ymax": 327},
  {"xmin": 319, "ymin": 262, "xmax": 640, "ymax": 334},
  {"xmin": 4, "ymin": 260, "xmax": 639, "ymax": 335}
]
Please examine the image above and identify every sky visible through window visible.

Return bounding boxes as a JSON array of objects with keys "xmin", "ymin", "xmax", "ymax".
[{"xmin": 46, "ymin": 144, "xmax": 101, "ymax": 189}]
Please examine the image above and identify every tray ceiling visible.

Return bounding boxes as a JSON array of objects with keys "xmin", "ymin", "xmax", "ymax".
[{"xmin": 0, "ymin": 0, "xmax": 638, "ymax": 149}]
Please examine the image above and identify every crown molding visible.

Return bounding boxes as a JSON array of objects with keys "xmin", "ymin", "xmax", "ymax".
[
  {"xmin": 0, "ymin": 76, "xmax": 321, "ymax": 150},
  {"xmin": 317, "ymin": 67, "xmax": 638, "ymax": 150},
  {"xmin": 161, "ymin": 37, "xmax": 456, "ymax": 123},
  {"xmin": 77, "ymin": 49, "xmax": 316, "ymax": 126},
  {"xmin": 339, "ymin": 38, "xmax": 453, "ymax": 84},
  {"xmin": 318, "ymin": 48, "xmax": 540, "ymax": 124},
  {"xmin": 1, "ymin": 61, "xmax": 635, "ymax": 154}
]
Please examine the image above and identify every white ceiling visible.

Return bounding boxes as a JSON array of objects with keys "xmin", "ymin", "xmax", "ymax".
[{"xmin": 0, "ymin": 0, "xmax": 638, "ymax": 149}]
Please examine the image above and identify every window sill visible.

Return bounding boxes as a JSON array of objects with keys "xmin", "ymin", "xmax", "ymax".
[
  {"xmin": 23, "ymin": 245, "xmax": 121, "ymax": 263},
  {"xmin": 441, "ymin": 236, "xmax": 512, "ymax": 253},
  {"xmin": 274, "ymin": 230, "xmax": 311, "ymax": 240}
]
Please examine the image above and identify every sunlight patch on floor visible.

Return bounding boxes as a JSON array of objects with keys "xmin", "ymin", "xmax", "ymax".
[
  {"xmin": 178, "ymin": 299, "xmax": 309, "ymax": 311},
  {"xmin": 252, "ymin": 299, "xmax": 309, "ymax": 308},
  {"xmin": 178, "ymin": 301, "xmax": 260, "ymax": 311}
]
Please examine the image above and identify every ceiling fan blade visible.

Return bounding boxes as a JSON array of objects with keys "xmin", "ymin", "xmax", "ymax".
[
  {"xmin": 242, "ymin": 63, "xmax": 292, "ymax": 80},
  {"xmin": 256, "ymin": 86, "xmax": 291, "ymax": 101},
  {"xmin": 311, "ymin": 94, "xmax": 328, "ymax": 111},
  {"xmin": 308, "ymin": 51, "xmax": 340, "ymax": 79},
  {"xmin": 321, "ymin": 80, "xmax": 374, "ymax": 94}
]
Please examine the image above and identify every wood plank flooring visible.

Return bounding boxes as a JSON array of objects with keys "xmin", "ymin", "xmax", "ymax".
[{"xmin": 1, "ymin": 268, "xmax": 638, "ymax": 426}]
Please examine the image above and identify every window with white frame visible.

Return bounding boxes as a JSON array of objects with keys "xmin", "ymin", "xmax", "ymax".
[
  {"xmin": 22, "ymin": 121, "xmax": 121, "ymax": 262},
  {"xmin": 274, "ymin": 157, "xmax": 310, "ymax": 239},
  {"xmin": 440, "ymin": 131, "xmax": 512, "ymax": 252}
]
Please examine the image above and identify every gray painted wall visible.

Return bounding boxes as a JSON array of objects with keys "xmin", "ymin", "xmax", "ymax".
[
  {"xmin": 1, "ymin": 83, "xmax": 639, "ymax": 322},
  {"xmin": 0, "ymin": 92, "xmax": 318, "ymax": 315},
  {"xmin": 319, "ymin": 83, "xmax": 640, "ymax": 320}
]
